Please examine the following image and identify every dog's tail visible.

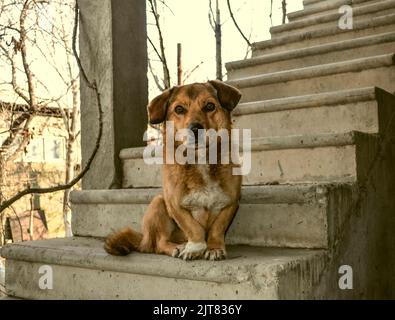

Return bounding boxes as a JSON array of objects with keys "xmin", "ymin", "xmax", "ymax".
[{"xmin": 104, "ymin": 228, "xmax": 144, "ymax": 256}]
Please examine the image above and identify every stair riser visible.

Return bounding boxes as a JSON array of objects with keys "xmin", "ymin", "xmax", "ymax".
[
  {"xmin": 122, "ymin": 132, "xmax": 378, "ymax": 187},
  {"xmin": 5, "ymin": 260, "xmax": 277, "ymax": 299},
  {"xmin": 233, "ymin": 101, "xmax": 379, "ymax": 138},
  {"xmin": 235, "ymin": 66, "xmax": 395, "ymax": 102},
  {"xmin": 297, "ymin": 0, "xmax": 391, "ymax": 22},
  {"xmin": 302, "ymin": 0, "xmax": 352, "ymax": 13},
  {"xmin": 123, "ymin": 158, "xmax": 161, "ymax": 188},
  {"xmin": 72, "ymin": 200, "xmax": 329, "ymax": 249},
  {"xmin": 123, "ymin": 146, "xmax": 357, "ymax": 188},
  {"xmin": 228, "ymin": 40, "xmax": 395, "ymax": 78},
  {"xmin": 303, "ymin": 0, "xmax": 383, "ymax": 12},
  {"xmin": 279, "ymin": 7, "xmax": 395, "ymax": 39},
  {"xmin": 245, "ymin": 145, "xmax": 357, "ymax": 185},
  {"xmin": 253, "ymin": 22, "xmax": 395, "ymax": 56}
]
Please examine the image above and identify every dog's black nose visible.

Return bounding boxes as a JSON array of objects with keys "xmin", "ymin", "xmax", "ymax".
[{"xmin": 189, "ymin": 123, "xmax": 204, "ymax": 138}]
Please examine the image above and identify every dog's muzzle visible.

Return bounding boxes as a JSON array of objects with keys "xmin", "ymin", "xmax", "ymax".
[{"xmin": 187, "ymin": 123, "xmax": 205, "ymax": 147}]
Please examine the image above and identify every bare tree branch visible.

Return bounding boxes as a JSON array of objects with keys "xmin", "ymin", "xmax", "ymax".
[
  {"xmin": 148, "ymin": 0, "xmax": 171, "ymax": 89},
  {"xmin": 226, "ymin": 0, "xmax": 251, "ymax": 47},
  {"xmin": 156, "ymin": 0, "xmax": 175, "ymax": 16},
  {"xmin": 208, "ymin": 0, "xmax": 216, "ymax": 31},
  {"xmin": 147, "ymin": 35, "xmax": 165, "ymax": 67},
  {"xmin": 270, "ymin": 0, "xmax": 273, "ymax": 26},
  {"xmin": 282, "ymin": 0, "xmax": 287, "ymax": 24},
  {"xmin": 148, "ymin": 58, "xmax": 164, "ymax": 91},
  {"xmin": 0, "ymin": 0, "xmax": 40, "ymax": 158},
  {"xmin": 10, "ymin": 205, "xmax": 23, "ymax": 241},
  {"xmin": 20, "ymin": 0, "xmax": 38, "ymax": 109},
  {"xmin": 183, "ymin": 61, "xmax": 204, "ymax": 83},
  {"xmin": 0, "ymin": 1, "xmax": 103, "ymax": 214},
  {"xmin": 208, "ymin": 0, "xmax": 222, "ymax": 80},
  {"xmin": 0, "ymin": 44, "xmax": 30, "ymax": 104}
]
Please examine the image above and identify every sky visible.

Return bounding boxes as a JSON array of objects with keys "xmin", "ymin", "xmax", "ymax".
[
  {"xmin": 0, "ymin": 0, "xmax": 77, "ymax": 108},
  {"xmin": 0, "ymin": 0, "xmax": 304, "ymax": 104},
  {"xmin": 147, "ymin": 0, "xmax": 304, "ymax": 98}
]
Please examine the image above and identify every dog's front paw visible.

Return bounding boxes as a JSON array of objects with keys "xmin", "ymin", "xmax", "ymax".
[
  {"xmin": 204, "ymin": 247, "xmax": 227, "ymax": 261},
  {"xmin": 173, "ymin": 242, "xmax": 207, "ymax": 261},
  {"xmin": 171, "ymin": 243, "xmax": 185, "ymax": 258}
]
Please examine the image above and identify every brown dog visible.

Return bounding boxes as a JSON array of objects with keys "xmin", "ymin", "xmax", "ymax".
[{"xmin": 104, "ymin": 80, "xmax": 242, "ymax": 260}]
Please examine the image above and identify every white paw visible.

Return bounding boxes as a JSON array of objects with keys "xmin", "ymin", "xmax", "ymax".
[{"xmin": 174, "ymin": 241, "xmax": 207, "ymax": 261}]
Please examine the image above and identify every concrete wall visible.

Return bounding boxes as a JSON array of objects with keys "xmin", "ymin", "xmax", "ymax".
[
  {"xmin": 314, "ymin": 92, "xmax": 395, "ymax": 299},
  {"xmin": 79, "ymin": 0, "xmax": 148, "ymax": 190}
]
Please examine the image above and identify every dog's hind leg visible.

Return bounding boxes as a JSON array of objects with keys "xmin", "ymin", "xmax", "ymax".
[
  {"xmin": 103, "ymin": 195, "xmax": 165, "ymax": 256},
  {"xmin": 140, "ymin": 194, "xmax": 184, "ymax": 257},
  {"xmin": 104, "ymin": 194, "xmax": 184, "ymax": 257}
]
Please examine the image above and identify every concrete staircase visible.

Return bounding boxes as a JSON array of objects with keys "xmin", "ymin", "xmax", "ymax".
[{"xmin": 1, "ymin": 0, "xmax": 395, "ymax": 299}]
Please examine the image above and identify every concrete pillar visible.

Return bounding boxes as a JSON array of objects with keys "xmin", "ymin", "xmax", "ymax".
[{"xmin": 78, "ymin": 0, "xmax": 148, "ymax": 189}]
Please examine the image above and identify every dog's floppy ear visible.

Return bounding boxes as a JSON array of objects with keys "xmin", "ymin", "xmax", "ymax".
[
  {"xmin": 209, "ymin": 80, "xmax": 242, "ymax": 111},
  {"xmin": 147, "ymin": 88, "xmax": 174, "ymax": 125}
]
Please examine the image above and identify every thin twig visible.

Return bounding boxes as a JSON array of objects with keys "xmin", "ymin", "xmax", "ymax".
[
  {"xmin": 208, "ymin": 0, "xmax": 216, "ymax": 31},
  {"xmin": 148, "ymin": 0, "xmax": 170, "ymax": 88},
  {"xmin": 147, "ymin": 35, "xmax": 165, "ymax": 66},
  {"xmin": 183, "ymin": 61, "xmax": 204, "ymax": 83},
  {"xmin": 148, "ymin": 58, "xmax": 164, "ymax": 91},
  {"xmin": 10, "ymin": 205, "xmax": 23, "ymax": 242},
  {"xmin": 226, "ymin": 0, "xmax": 251, "ymax": 47}
]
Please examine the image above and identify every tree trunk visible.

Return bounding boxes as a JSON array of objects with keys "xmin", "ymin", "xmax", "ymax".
[
  {"xmin": 29, "ymin": 194, "xmax": 34, "ymax": 240},
  {"xmin": 282, "ymin": 0, "xmax": 287, "ymax": 24},
  {"xmin": 177, "ymin": 43, "xmax": 182, "ymax": 85},
  {"xmin": 62, "ymin": 140, "xmax": 74, "ymax": 237},
  {"xmin": 0, "ymin": 155, "xmax": 5, "ymax": 245},
  {"xmin": 62, "ymin": 79, "xmax": 79, "ymax": 237},
  {"xmin": 215, "ymin": 0, "xmax": 222, "ymax": 81}
]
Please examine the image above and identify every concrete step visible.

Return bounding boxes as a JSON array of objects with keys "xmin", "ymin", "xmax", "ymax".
[
  {"xmin": 0, "ymin": 237, "xmax": 327, "ymax": 299},
  {"xmin": 228, "ymin": 31, "xmax": 395, "ymax": 78},
  {"xmin": 298, "ymin": 0, "xmax": 388, "ymax": 21},
  {"xmin": 71, "ymin": 183, "xmax": 355, "ymax": 249},
  {"xmin": 232, "ymin": 87, "xmax": 395, "ymax": 138},
  {"xmin": 252, "ymin": 13, "xmax": 395, "ymax": 56},
  {"xmin": 121, "ymin": 131, "xmax": 379, "ymax": 187},
  {"xmin": 303, "ymin": 0, "xmax": 377, "ymax": 8},
  {"xmin": 227, "ymin": 53, "xmax": 395, "ymax": 102},
  {"xmin": 279, "ymin": 0, "xmax": 395, "ymax": 38}
]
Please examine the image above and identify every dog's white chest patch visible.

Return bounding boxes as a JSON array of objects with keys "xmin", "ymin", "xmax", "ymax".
[{"xmin": 181, "ymin": 165, "xmax": 231, "ymax": 218}]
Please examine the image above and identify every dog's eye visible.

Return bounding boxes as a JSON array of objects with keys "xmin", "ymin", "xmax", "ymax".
[
  {"xmin": 175, "ymin": 105, "xmax": 186, "ymax": 115},
  {"xmin": 204, "ymin": 103, "xmax": 216, "ymax": 112}
]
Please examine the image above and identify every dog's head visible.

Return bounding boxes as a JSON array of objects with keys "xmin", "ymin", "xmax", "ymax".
[{"xmin": 148, "ymin": 80, "xmax": 241, "ymax": 149}]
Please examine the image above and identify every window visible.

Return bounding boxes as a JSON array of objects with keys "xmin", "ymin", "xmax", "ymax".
[
  {"xmin": 44, "ymin": 137, "xmax": 64, "ymax": 162},
  {"xmin": 6, "ymin": 135, "xmax": 65, "ymax": 163},
  {"xmin": 24, "ymin": 138, "xmax": 44, "ymax": 162}
]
